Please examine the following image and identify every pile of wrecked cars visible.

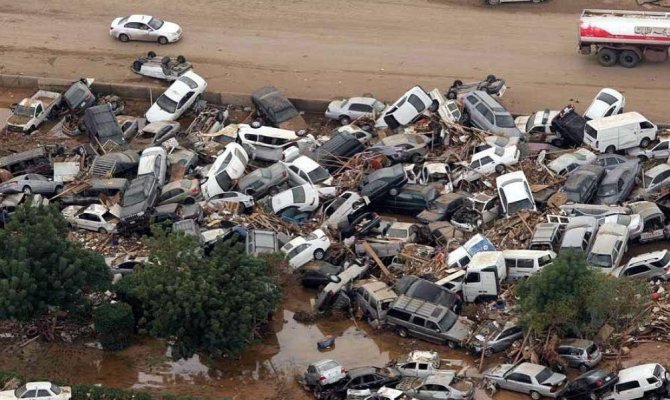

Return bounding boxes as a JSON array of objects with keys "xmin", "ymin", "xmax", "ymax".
[{"xmin": 3, "ymin": 59, "xmax": 670, "ymax": 400}]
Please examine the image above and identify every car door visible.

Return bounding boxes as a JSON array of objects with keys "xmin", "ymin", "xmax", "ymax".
[
  {"xmin": 135, "ymin": 23, "xmax": 155, "ymax": 41},
  {"xmin": 409, "ymin": 316, "xmax": 430, "ymax": 341},
  {"xmin": 505, "ymin": 372, "xmax": 533, "ymax": 393},
  {"xmin": 349, "ymin": 103, "xmax": 373, "ymax": 119},
  {"xmin": 651, "ymin": 141, "xmax": 670, "ymax": 159},
  {"xmin": 478, "ymin": 156, "xmax": 495, "ymax": 176},
  {"xmin": 78, "ymin": 212, "xmax": 98, "ymax": 231},
  {"xmin": 123, "ymin": 22, "xmax": 144, "ymax": 40},
  {"xmin": 294, "ymin": 243, "xmax": 312, "ymax": 267},
  {"xmin": 177, "ymin": 92, "xmax": 195, "ymax": 115}
]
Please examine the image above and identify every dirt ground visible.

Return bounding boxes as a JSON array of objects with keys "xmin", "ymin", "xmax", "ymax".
[{"xmin": 1, "ymin": 0, "xmax": 669, "ymax": 120}]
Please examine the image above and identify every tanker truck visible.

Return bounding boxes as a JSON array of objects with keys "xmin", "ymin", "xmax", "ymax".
[{"xmin": 579, "ymin": 9, "xmax": 670, "ymax": 68}]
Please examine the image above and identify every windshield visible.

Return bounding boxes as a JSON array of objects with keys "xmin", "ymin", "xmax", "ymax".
[
  {"xmin": 438, "ymin": 310, "xmax": 458, "ymax": 331},
  {"xmin": 148, "ymin": 17, "xmax": 164, "ymax": 30},
  {"xmin": 597, "ymin": 92, "xmax": 618, "ymax": 105},
  {"xmin": 653, "ymin": 251, "xmax": 670, "ymax": 268},
  {"xmin": 305, "ymin": 232, "xmax": 318, "ymax": 241},
  {"xmin": 123, "ymin": 188, "xmax": 146, "ymax": 206},
  {"xmin": 496, "ymin": 114, "xmax": 516, "ymax": 128},
  {"xmin": 597, "ymin": 184, "xmax": 617, "ymax": 197},
  {"xmin": 525, "ymin": 113, "xmax": 537, "ymax": 133},
  {"xmin": 292, "ymin": 186, "xmax": 306, "ymax": 203},
  {"xmin": 373, "ymin": 101, "xmax": 386, "ymax": 113},
  {"xmin": 14, "ymin": 105, "xmax": 35, "ymax": 117},
  {"xmin": 585, "ymin": 124, "xmax": 597, "ymax": 139},
  {"xmin": 536, "ymin": 368, "xmax": 553, "ymax": 384},
  {"xmin": 588, "ymin": 253, "xmax": 612, "ymax": 268},
  {"xmin": 308, "ymin": 166, "xmax": 330, "ymax": 184},
  {"xmin": 407, "ymin": 94, "xmax": 426, "ymax": 113},
  {"xmin": 156, "ymin": 94, "xmax": 177, "ymax": 114},
  {"xmin": 643, "ymin": 174, "xmax": 654, "ymax": 188},
  {"xmin": 507, "ymin": 198, "xmax": 534, "ymax": 215}
]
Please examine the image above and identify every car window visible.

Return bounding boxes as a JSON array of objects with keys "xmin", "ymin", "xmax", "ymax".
[
  {"xmin": 178, "ymin": 76, "xmax": 199, "ymax": 90},
  {"xmin": 350, "ymin": 103, "xmax": 373, "ymax": 113},
  {"xmin": 21, "ymin": 390, "xmax": 37, "ymax": 399},
  {"xmin": 480, "ymin": 156, "xmax": 494, "ymax": 165},
  {"xmin": 465, "ymin": 272, "xmax": 480, "ymax": 283},
  {"xmin": 517, "ymin": 259, "xmax": 534, "ymax": 269},
  {"xmin": 475, "ymin": 103, "xmax": 494, "ymax": 124},
  {"xmin": 178, "ymin": 92, "xmax": 195, "ymax": 109},
  {"xmin": 418, "ymin": 363, "xmax": 429, "ymax": 370},
  {"xmin": 466, "ymin": 95, "xmax": 478, "ymax": 105},
  {"xmin": 640, "ymin": 121, "xmax": 654, "ymax": 129},
  {"xmin": 407, "ymin": 94, "xmax": 426, "ymax": 113},
  {"xmin": 36, "ymin": 390, "xmax": 50, "ymax": 397},
  {"xmin": 616, "ymin": 381, "xmax": 640, "ymax": 392},
  {"xmin": 655, "ymin": 142, "xmax": 669, "ymax": 151},
  {"xmin": 124, "ymin": 22, "xmax": 141, "ymax": 29},
  {"xmin": 508, "ymin": 373, "xmax": 531, "ymax": 384},
  {"xmin": 412, "ymin": 316, "xmax": 426, "ymax": 326},
  {"xmin": 404, "ymin": 362, "xmax": 416, "ymax": 369},
  {"xmin": 505, "ymin": 259, "xmax": 516, "ymax": 269}
]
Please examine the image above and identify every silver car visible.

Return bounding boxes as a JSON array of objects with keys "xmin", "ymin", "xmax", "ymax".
[
  {"xmin": 110, "ymin": 15, "xmax": 183, "ymax": 45},
  {"xmin": 369, "ymin": 134, "xmax": 430, "ymax": 164},
  {"xmin": 325, "ymin": 97, "xmax": 386, "ymax": 125},
  {"xmin": 459, "ymin": 91, "xmax": 521, "ymax": 138},
  {"xmin": 484, "ymin": 362, "xmax": 566, "ymax": 400},
  {"xmin": 237, "ymin": 162, "xmax": 289, "ymax": 199},
  {"xmin": 0, "ymin": 174, "xmax": 62, "ymax": 195},
  {"xmin": 557, "ymin": 339, "xmax": 602, "ymax": 372}
]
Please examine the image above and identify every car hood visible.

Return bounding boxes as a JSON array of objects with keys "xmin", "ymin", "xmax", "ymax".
[
  {"xmin": 158, "ymin": 21, "xmax": 181, "ymax": 34},
  {"xmin": 626, "ymin": 147, "xmax": 647, "ymax": 157},
  {"xmin": 7, "ymin": 114, "xmax": 31, "ymax": 127},
  {"xmin": 120, "ymin": 201, "xmax": 147, "ymax": 218},
  {"xmin": 62, "ymin": 205, "xmax": 84, "ymax": 219},
  {"xmin": 146, "ymin": 104, "xmax": 174, "ymax": 123},
  {"xmin": 327, "ymin": 100, "xmax": 345, "ymax": 112},
  {"xmin": 584, "ymin": 101, "xmax": 609, "ymax": 120}
]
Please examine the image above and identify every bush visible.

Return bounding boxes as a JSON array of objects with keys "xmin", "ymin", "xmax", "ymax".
[{"xmin": 93, "ymin": 302, "xmax": 135, "ymax": 351}]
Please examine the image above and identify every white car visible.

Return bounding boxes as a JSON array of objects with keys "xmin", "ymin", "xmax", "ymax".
[
  {"xmin": 283, "ymin": 155, "xmax": 333, "ymax": 187},
  {"xmin": 323, "ymin": 191, "xmax": 370, "ymax": 229},
  {"xmin": 383, "ymin": 222, "xmax": 418, "ymax": 243},
  {"xmin": 271, "ymin": 184, "xmax": 320, "ymax": 214},
  {"xmin": 110, "ymin": 15, "xmax": 182, "ymax": 44},
  {"xmin": 325, "ymin": 97, "xmax": 386, "ymax": 125},
  {"xmin": 237, "ymin": 124, "xmax": 299, "ymax": 162},
  {"xmin": 613, "ymin": 250, "xmax": 670, "ymax": 280},
  {"xmin": 281, "ymin": 229, "xmax": 331, "ymax": 270},
  {"xmin": 62, "ymin": 204, "xmax": 118, "ymax": 234},
  {"xmin": 584, "ymin": 88, "xmax": 625, "ymax": 121},
  {"xmin": 204, "ymin": 191, "xmax": 255, "ymax": 209},
  {"xmin": 496, "ymin": 171, "xmax": 536, "ymax": 217},
  {"xmin": 201, "ymin": 143, "xmax": 249, "ymax": 200},
  {"xmin": 587, "ymin": 222, "xmax": 629, "ymax": 273},
  {"xmin": 484, "ymin": 0, "xmax": 546, "ymax": 5},
  {"xmin": 602, "ymin": 364, "xmax": 669, "ymax": 400},
  {"xmin": 0, "ymin": 382, "xmax": 71, "ymax": 400},
  {"xmin": 145, "ymin": 71, "xmax": 207, "ymax": 122},
  {"xmin": 599, "ymin": 213, "xmax": 643, "ymax": 239},
  {"xmin": 457, "ymin": 145, "xmax": 520, "ymax": 183},
  {"xmin": 627, "ymin": 136, "xmax": 670, "ymax": 161},
  {"xmin": 547, "ymin": 148, "xmax": 597, "ymax": 176},
  {"xmin": 515, "ymin": 109, "xmax": 559, "ymax": 134},
  {"xmin": 301, "ymin": 359, "xmax": 347, "ymax": 388},
  {"xmin": 138, "ymin": 146, "xmax": 168, "ymax": 187},
  {"xmin": 376, "ymin": 86, "xmax": 436, "ymax": 129}
]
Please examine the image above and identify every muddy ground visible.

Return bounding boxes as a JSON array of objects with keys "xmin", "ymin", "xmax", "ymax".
[{"xmin": 1, "ymin": 0, "xmax": 669, "ymax": 120}]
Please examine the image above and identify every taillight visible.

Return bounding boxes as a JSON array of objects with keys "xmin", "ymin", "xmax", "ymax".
[
  {"xmin": 319, "ymin": 376, "xmax": 326, "ymax": 381},
  {"xmin": 341, "ymin": 367, "xmax": 347, "ymax": 374},
  {"xmin": 550, "ymin": 386, "xmax": 559, "ymax": 393},
  {"xmin": 588, "ymin": 353, "xmax": 592, "ymax": 360},
  {"xmin": 191, "ymin": 187, "xmax": 200, "ymax": 194},
  {"xmin": 595, "ymin": 379, "xmax": 603, "ymax": 387}
]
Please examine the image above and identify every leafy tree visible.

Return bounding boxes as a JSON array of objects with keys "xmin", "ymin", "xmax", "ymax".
[
  {"xmin": 0, "ymin": 204, "xmax": 111, "ymax": 320},
  {"xmin": 119, "ymin": 229, "xmax": 282, "ymax": 359},
  {"xmin": 94, "ymin": 302, "xmax": 135, "ymax": 351},
  {"xmin": 517, "ymin": 251, "xmax": 649, "ymax": 337}
]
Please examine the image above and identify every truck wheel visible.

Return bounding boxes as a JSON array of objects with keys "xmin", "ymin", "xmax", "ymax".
[
  {"xmin": 428, "ymin": 99, "xmax": 439, "ymax": 112},
  {"xmin": 118, "ymin": 34, "xmax": 129, "ymax": 42},
  {"xmin": 396, "ymin": 327, "xmax": 408, "ymax": 338},
  {"xmin": 486, "ymin": 74, "xmax": 497, "ymax": 83},
  {"xmin": 446, "ymin": 89, "xmax": 457, "ymax": 100},
  {"xmin": 495, "ymin": 164, "xmax": 506, "ymax": 174},
  {"xmin": 132, "ymin": 60, "xmax": 143, "ymax": 71},
  {"xmin": 619, "ymin": 50, "xmax": 641, "ymax": 68},
  {"xmin": 452, "ymin": 79, "xmax": 463, "ymax": 87},
  {"xmin": 158, "ymin": 36, "xmax": 168, "ymax": 45},
  {"xmin": 596, "ymin": 48, "xmax": 617, "ymax": 67},
  {"xmin": 605, "ymin": 145, "xmax": 616, "ymax": 154},
  {"xmin": 640, "ymin": 137, "xmax": 651, "ymax": 148}
]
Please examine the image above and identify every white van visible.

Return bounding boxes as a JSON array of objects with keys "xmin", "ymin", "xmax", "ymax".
[
  {"xmin": 237, "ymin": 124, "xmax": 299, "ymax": 161},
  {"xmin": 502, "ymin": 250, "xmax": 556, "ymax": 281},
  {"xmin": 584, "ymin": 112, "xmax": 657, "ymax": 153},
  {"xmin": 462, "ymin": 251, "xmax": 507, "ymax": 303}
]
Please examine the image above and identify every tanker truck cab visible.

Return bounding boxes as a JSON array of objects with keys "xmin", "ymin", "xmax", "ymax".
[
  {"xmin": 584, "ymin": 112, "xmax": 657, "ymax": 154},
  {"xmin": 462, "ymin": 251, "xmax": 507, "ymax": 303}
]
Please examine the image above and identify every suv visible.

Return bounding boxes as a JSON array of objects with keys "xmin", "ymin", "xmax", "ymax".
[
  {"xmin": 460, "ymin": 91, "xmax": 521, "ymax": 138},
  {"xmin": 602, "ymin": 363, "xmax": 669, "ymax": 400},
  {"xmin": 386, "ymin": 295, "xmax": 474, "ymax": 347},
  {"xmin": 529, "ymin": 223, "xmax": 563, "ymax": 252},
  {"xmin": 117, "ymin": 175, "xmax": 160, "ymax": 234},
  {"xmin": 354, "ymin": 280, "xmax": 398, "ymax": 322},
  {"xmin": 557, "ymin": 339, "xmax": 602, "ymax": 372},
  {"xmin": 375, "ymin": 184, "xmax": 436, "ymax": 214},
  {"xmin": 587, "ymin": 223, "xmax": 629, "ymax": 273},
  {"xmin": 613, "ymin": 250, "xmax": 670, "ymax": 280}
]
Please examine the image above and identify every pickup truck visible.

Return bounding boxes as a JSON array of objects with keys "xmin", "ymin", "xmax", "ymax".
[
  {"xmin": 395, "ymin": 351, "xmax": 463, "ymax": 379},
  {"xmin": 7, "ymin": 90, "xmax": 62, "ymax": 132}
]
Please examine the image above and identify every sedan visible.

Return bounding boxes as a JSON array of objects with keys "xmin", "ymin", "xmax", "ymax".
[
  {"xmin": 0, "ymin": 174, "xmax": 62, "ymax": 195},
  {"xmin": 157, "ymin": 179, "xmax": 201, "ymax": 205},
  {"xmin": 325, "ymin": 97, "xmax": 386, "ymax": 125},
  {"xmin": 369, "ymin": 134, "xmax": 430, "ymax": 164},
  {"xmin": 320, "ymin": 367, "xmax": 402, "ymax": 400},
  {"xmin": 0, "ymin": 382, "xmax": 71, "ymax": 400},
  {"xmin": 470, "ymin": 320, "xmax": 524, "ymax": 356},
  {"xmin": 133, "ymin": 121, "xmax": 180, "ymax": 147},
  {"xmin": 515, "ymin": 109, "xmax": 559, "ymax": 134},
  {"xmin": 145, "ymin": 71, "xmax": 207, "ymax": 122},
  {"xmin": 583, "ymin": 88, "xmax": 625, "ymax": 121},
  {"xmin": 593, "ymin": 162, "xmax": 638, "ymax": 205},
  {"xmin": 110, "ymin": 15, "xmax": 182, "ymax": 44},
  {"xmin": 627, "ymin": 136, "xmax": 670, "ymax": 161},
  {"xmin": 237, "ymin": 162, "xmax": 289, "ymax": 199},
  {"xmin": 484, "ymin": 362, "xmax": 567, "ymax": 399},
  {"xmin": 558, "ymin": 370, "xmax": 618, "ymax": 400},
  {"xmin": 562, "ymin": 165, "xmax": 606, "ymax": 204},
  {"xmin": 62, "ymin": 204, "xmax": 118, "ymax": 234},
  {"xmin": 300, "ymin": 359, "xmax": 347, "ymax": 388},
  {"xmin": 281, "ymin": 229, "xmax": 331, "ymax": 270}
]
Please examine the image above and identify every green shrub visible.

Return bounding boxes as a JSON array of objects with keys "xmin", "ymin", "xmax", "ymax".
[{"xmin": 93, "ymin": 302, "xmax": 135, "ymax": 351}]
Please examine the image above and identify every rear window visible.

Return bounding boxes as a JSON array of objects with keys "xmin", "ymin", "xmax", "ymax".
[
  {"xmin": 292, "ymin": 186, "xmax": 306, "ymax": 203},
  {"xmin": 407, "ymin": 94, "xmax": 426, "ymax": 113},
  {"xmin": 585, "ymin": 124, "xmax": 598, "ymax": 139},
  {"xmin": 651, "ymin": 251, "xmax": 670, "ymax": 269},
  {"xmin": 178, "ymin": 76, "xmax": 198, "ymax": 89},
  {"xmin": 597, "ymin": 92, "xmax": 618, "ymax": 105},
  {"xmin": 321, "ymin": 360, "xmax": 339, "ymax": 370},
  {"xmin": 535, "ymin": 368, "xmax": 553, "ymax": 384}
]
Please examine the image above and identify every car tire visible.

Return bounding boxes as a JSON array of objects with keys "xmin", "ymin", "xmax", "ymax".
[
  {"xmin": 638, "ymin": 155, "xmax": 649, "ymax": 162},
  {"xmin": 550, "ymin": 138, "xmax": 564, "ymax": 147},
  {"xmin": 161, "ymin": 56, "xmax": 171, "ymax": 66},
  {"xmin": 158, "ymin": 36, "xmax": 169, "ymax": 45},
  {"xmin": 578, "ymin": 363, "xmax": 589, "ymax": 373},
  {"xmin": 269, "ymin": 187, "xmax": 280, "ymax": 196},
  {"xmin": 22, "ymin": 186, "xmax": 32, "ymax": 194},
  {"xmin": 251, "ymin": 120, "xmax": 263, "ymax": 129},
  {"xmin": 98, "ymin": 228, "xmax": 108, "ymax": 234},
  {"xmin": 530, "ymin": 391, "xmax": 541, "ymax": 400},
  {"xmin": 177, "ymin": 55, "xmax": 186, "ymax": 64},
  {"xmin": 132, "ymin": 60, "xmax": 144, "ymax": 71},
  {"xmin": 619, "ymin": 50, "xmax": 641, "ymax": 68},
  {"xmin": 184, "ymin": 197, "xmax": 196, "ymax": 205},
  {"xmin": 410, "ymin": 153, "xmax": 424, "ymax": 164},
  {"xmin": 313, "ymin": 249, "xmax": 325, "ymax": 260},
  {"xmin": 389, "ymin": 188, "xmax": 399, "ymax": 196},
  {"xmin": 396, "ymin": 327, "xmax": 408, "ymax": 338},
  {"xmin": 428, "ymin": 99, "xmax": 439, "ymax": 112},
  {"xmin": 446, "ymin": 90, "xmax": 457, "ymax": 100},
  {"xmin": 596, "ymin": 48, "xmax": 617, "ymax": 67},
  {"xmin": 447, "ymin": 341, "xmax": 457, "ymax": 349},
  {"xmin": 453, "ymin": 79, "xmax": 464, "ymax": 87},
  {"xmin": 605, "ymin": 145, "xmax": 616, "ymax": 154},
  {"xmin": 338, "ymin": 116, "xmax": 351, "ymax": 126},
  {"xmin": 486, "ymin": 74, "xmax": 497, "ymax": 83},
  {"xmin": 640, "ymin": 137, "xmax": 651, "ymax": 148},
  {"xmin": 118, "ymin": 34, "xmax": 130, "ymax": 43},
  {"xmin": 55, "ymin": 186, "xmax": 63, "ymax": 194},
  {"xmin": 495, "ymin": 164, "xmax": 506, "ymax": 174}
]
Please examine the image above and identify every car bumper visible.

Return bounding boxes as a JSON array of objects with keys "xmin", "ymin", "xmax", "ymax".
[{"xmin": 169, "ymin": 31, "xmax": 183, "ymax": 42}]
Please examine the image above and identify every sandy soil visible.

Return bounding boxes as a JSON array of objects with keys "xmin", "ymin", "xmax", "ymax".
[{"xmin": 0, "ymin": 0, "xmax": 669, "ymax": 121}]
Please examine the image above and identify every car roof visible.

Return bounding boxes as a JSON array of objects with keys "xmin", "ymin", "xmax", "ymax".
[
  {"xmin": 645, "ymin": 163, "xmax": 670, "ymax": 178},
  {"xmin": 347, "ymin": 97, "xmax": 378, "ymax": 106},
  {"xmin": 559, "ymin": 338, "xmax": 593, "ymax": 348},
  {"xmin": 501, "ymin": 181, "xmax": 530, "ymax": 202},
  {"xmin": 349, "ymin": 367, "xmax": 378, "ymax": 377},
  {"xmin": 290, "ymin": 155, "xmax": 321, "ymax": 172},
  {"xmin": 312, "ymin": 359, "xmax": 340, "ymax": 369},
  {"xmin": 469, "ymin": 251, "xmax": 503, "ymax": 269},
  {"xmin": 618, "ymin": 364, "xmax": 659, "ymax": 381},
  {"xmin": 358, "ymin": 280, "xmax": 397, "ymax": 301},
  {"xmin": 515, "ymin": 362, "xmax": 546, "ymax": 375},
  {"xmin": 238, "ymin": 124, "xmax": 298, "ymax": 140},
  {"xmin": 25, "ymin": 382, "xmax": 54, "ymax": 390},
  {"xmin": 83, "ymin": 204, "xmax": 109, "ymax": 215},
  {"xmin": 503, "ymin": 249, "xmax": 554, "ymax": 258},
  {"xmin": 468, "ymin": 90, "xmax": 506, "ymax": 111},
  {"xmin": 164, "ymin": 71, "xmax": 205, "ymax": 99},
  {"xmin": 424, "ymin": 374, "xmax": 455, "ymax": 386},
  {"xmin": 586, "ymin": 112, "xmax": 648, "ymax": 130},
  {"xmin": 628, "ymin": 250, "xmax": 668, "ymax": 265},
  {"xmin": 128, "ymin": 15, "xmax": 152, "ymax": 23}
]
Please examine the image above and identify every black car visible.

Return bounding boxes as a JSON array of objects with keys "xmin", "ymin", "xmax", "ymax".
[
  {"xmin": 376, "ymin": 184, "xmax": 437, "ymax": 214},
  {"xmin": 563, "ymin": 165, "xmax": 606, "ymax": 204},
  {"xmin": 417, "ymin": 193, "xmax": 467, "ymax": 224},
  {"xmin": 360, "ymin": 164, "xmax": 408, "ymax": 202},
  {"xmin": 558, "ymin": 369, "xmax": 618, "ymax": 400},
  {"xmin": 551, "ymin": 105, "xmax": 586, "ymax": 148},
  {"xmin": 314, "ymin": 131, "xmax": 366, "ymax": 172},
  {"xmin": 338, "ymin": 211, "xmax": 381, "ymax": 239},
  {"xmin": 301, "ymin": 261, "xmax": 343, "ymax": 289},
  {"xmin": 250, "ymin": 86, "xmax": 307, "ymax": 131},
  {"xmin": 318, "ymin": 367, "xmax": 402, "ymax": 400}
]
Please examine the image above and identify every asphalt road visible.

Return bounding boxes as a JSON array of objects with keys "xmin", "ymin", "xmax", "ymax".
[{"xmin": 0, "ymin": 0, "xmax": 668, "ymax": 119}]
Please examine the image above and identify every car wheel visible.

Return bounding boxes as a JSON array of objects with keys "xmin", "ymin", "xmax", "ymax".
[
  {"xmin": 132, "ymin": 60, "xmax": 143, "ymax": 71},
  {"xmin": 596, "ymin": 48, "xmax": 617, "ymax": 67},
  {"xmin": 605, "ymin": 145, "xmax": 616, "ymax": 154},
  {"xmin": 338, "ymin": 116, "xmax": 351, "ymax": 126},
  {"xmin": 251, "ymin": 120, "xmax": 263, "ymax": 129},
  {"xmin": 640, "ymin": 137, "xmax": 651, "ymax": 148},
  {"xmin": 530, "ymin": 391, "xmax": 541, "ymax": 400},
  {"xmin": 446, "ymin": 90, "xmax": 457, "ymax": 100},
  {"xmin": 184, "ymin": 197, "xmax": 196, "ymax": 205},
  {"xmin": 486, "ymin": 74, "xmax": 497, "ymax": 83},
  {"xmin": 638, "ymin": 155, "xmax": 649, "ymax": 162},
  {"xmin": 177, "ymin": 55, "xmax": 186, "ymax": 64},
  {"xmin": 619, "ymin": 50, "xmax": 641, "ymax": 68},
  {"xmin": 158, "ymin": 36, "xmax": 169, "ymax": 45},
  {"xmin": 98, "ymin": 228, "xmax": 108, "ymax": 234},
  {"xmin": 22, "ymin": 186, "xmax": 32, "ymax": 194},
  {"xmin": 313, "ymin": 249, "xmax": 325, "ymax": 260},
  {"xmin": 269, "ymin": 187, "xmax": 280, "ymax": 196},
  {"xmin": 118, "ymin": 34, "xmax": 130, "ymax": 43},
  {"xmin": 550, "ymin": 138, "xmax": 564, "ymax": 147},
  {"xmin": 428, "ymin": 99, "xmax": 439, "ymax": 112},
  {"xmin": 452, "ymin": 79, "xmax": 463, "ymax": 87},
  {"xmin": 410, "ymin": 153, "xmax": 424, "ymax": 164},
  {"xmin": 147, "ymin": 50, "xmax": 157, "ymax": 58},
  {"xmin": 495, "ymin": 164, "xmax": 506, "ymax": 174},
  {"xmin": 578, "ymin": 363, "xmax": 589, "ymax": 373},
  {"xmin": 396, "ymin": 327, "xmax": 408, "ymax": 338},
  {"xmin": 389, "ymin": 188, "xmax": 399, "ymax": 196},
  {"xmin": 55, "ymin": 186, "xmax": 63, "ymax": 194},
  {"xmin": 447, "ymin": 340, "xmax": 457, "ymax": 349}
]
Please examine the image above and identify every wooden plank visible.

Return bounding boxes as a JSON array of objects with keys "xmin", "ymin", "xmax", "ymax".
[{"xmin": 361, "ymin": 241, "xmax": 392, "ymax": 280}]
